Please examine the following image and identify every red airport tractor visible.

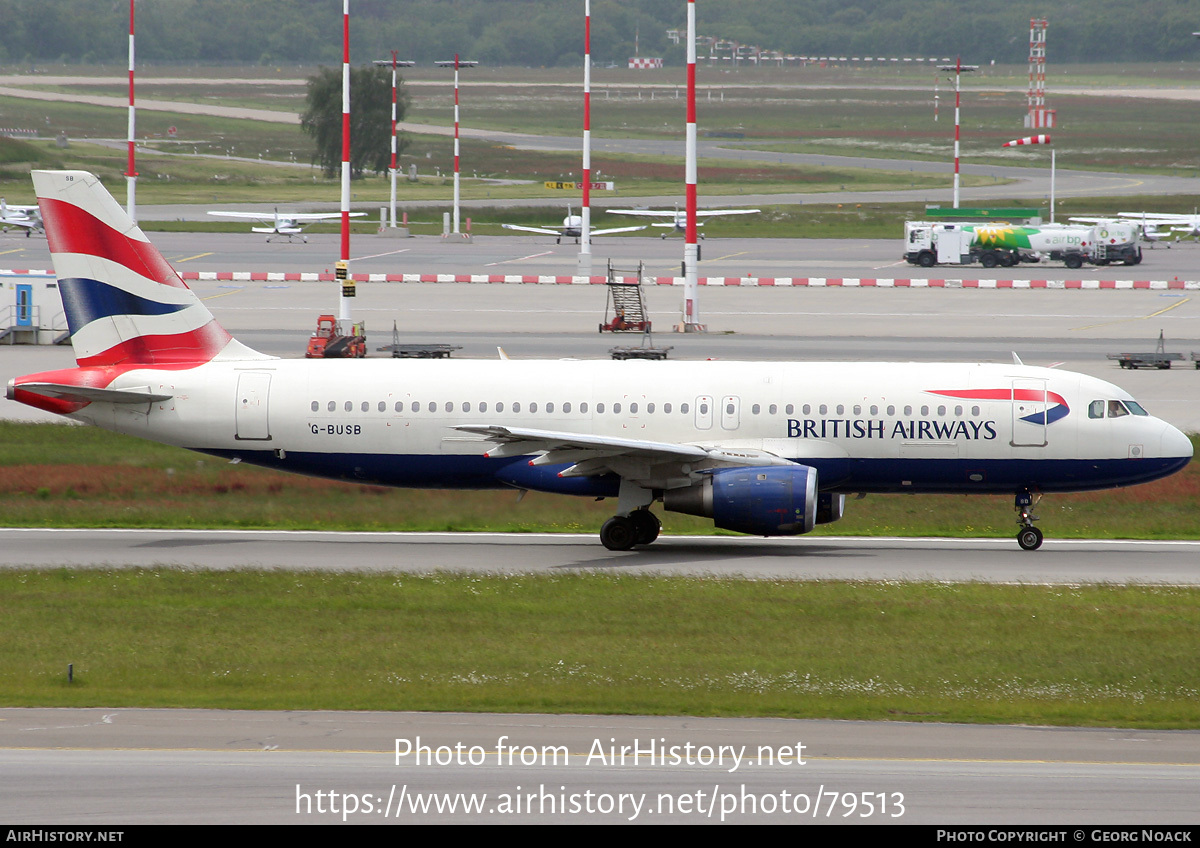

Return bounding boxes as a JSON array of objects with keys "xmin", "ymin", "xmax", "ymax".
[{"xmin": 305, "ymin": 315, "xmax": 367, "ymax": 358}]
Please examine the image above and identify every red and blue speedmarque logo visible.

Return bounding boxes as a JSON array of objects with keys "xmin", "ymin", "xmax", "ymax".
[{"xmin": 930, "ymin": 388, "xmax": 1071, "ymax": 425}]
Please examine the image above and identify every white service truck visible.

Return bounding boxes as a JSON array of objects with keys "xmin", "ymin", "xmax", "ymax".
[{"xmin": 904, "ymin": 221, "xmax": 1142, "ymax": 269}]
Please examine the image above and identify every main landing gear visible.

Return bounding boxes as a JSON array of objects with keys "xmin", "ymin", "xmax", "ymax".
[
  {"xmin": 600, "ymin": 508, "xmax": 661, "ymax": 551},
  {"xmin": 1015, "ymin": 489, "xmax": 1043, "ymax": 551}
]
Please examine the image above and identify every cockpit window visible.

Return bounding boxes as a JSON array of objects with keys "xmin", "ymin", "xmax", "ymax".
[
  {"xmin": 1089, "ymin": 400, "xmax": 1105, "ymax": 419},
  {"xmin": 1108, "ymin": 400, "xmax": 1130, "ymax": 419},
  {"xmin": 1126, "ymin": 401, "xmax": 1149, "ymax": 416}
]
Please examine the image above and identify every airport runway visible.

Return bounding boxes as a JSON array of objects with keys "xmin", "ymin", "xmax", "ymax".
[
  {"xmin": 2, "ymin": 529, "xmax": 1200, "ymax": 583},
  {"xmin": 3, "ymin": 708, "xmax": 1199, "ymax": 824}
]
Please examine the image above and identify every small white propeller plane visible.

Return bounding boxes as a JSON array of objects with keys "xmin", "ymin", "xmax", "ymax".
[
  {"xmin": 501, "ymin": 207, "xmax": 645, "ymax": 244},
  {"xmin": 0, "ymin": 198, "xmax": 43, "ymax": 236},
  {"xmin": 605, "ymin": 206, "xmax": 760, "ymax": 239},
  {"xmin": 207, "ymin": 208, "xmax": 365, "ymax": 242},
  {"xmin": 1070, "ymin": 215, "xmax": 1172, "ymax": 245},
  {"xmin": 1117, "ymin": 212, "xmax": 1200, "ymax": 240},
  {"xmin": 8, "ymin": 171, "xmax": 1193, "ymax": 552}
]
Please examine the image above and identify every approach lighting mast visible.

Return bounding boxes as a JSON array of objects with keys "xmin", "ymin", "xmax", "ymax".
[
  {"xmin": 1025, "ymin": 19, "xmax": 1055, "ymax": 129},
  {"xmin": 374, "ymin": 54, "xmax": 415, "ymax": 229},
  {"xmin": 938, "ymin": 58, "xmax": 977, "ymax": 208},
  {"xmin": 125, "ymin": 0, "xmax": 137, "ymax": 223},
  {"xmin": 436, "ymin": 56, "xmax": 479, "ymax": 235}
]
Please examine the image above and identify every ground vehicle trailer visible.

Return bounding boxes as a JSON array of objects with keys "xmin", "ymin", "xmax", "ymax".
[
  {"xmin": 305, "ymin": 315, "xmax": 366, "ymax": 358},
  {"xmin": 904, "ymin": 222, "xmax": 1141, "ymax": 269}
]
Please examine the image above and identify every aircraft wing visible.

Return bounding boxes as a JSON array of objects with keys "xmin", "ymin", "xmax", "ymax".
[
  {"xmin": 1117, "ymin": 213, "xmax": 1200, "ymax": 223},
  {"xmin": 455, "ymin": 424, "xmax": 800, "ymax": 489},
  {"xmin": 287, "ymin": 212, "xmax": 365, "ymax": 221},
  {"xmin": 605, "ymin": 209, "xmax": 676, "ymax": 218},
  {"xmin": 695, "ymin": 208, "xmax": 760, "ymax": 217},
  {"xmin": 209, "ymin": 211, "xmax": 275, "ymax": 222},
  {"xmin": 208, "ymin": 211, "xmax": 364, "ymax": 222},
  {"xmin": 501, "ymin": 224, "xmax": 565, "ymax": 236},
  {"xmin": 589, "ymin": 225, "xmax": 647, "ymax": 236},
  {"xmin": 0, "ymin": 215, "xmax": 41, "ymax": 229}
]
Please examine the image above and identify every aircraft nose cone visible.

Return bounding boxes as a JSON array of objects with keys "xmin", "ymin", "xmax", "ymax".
[{"xmin": 1160, "ymin": 422, "xmax": 1194, "ymax": 461}]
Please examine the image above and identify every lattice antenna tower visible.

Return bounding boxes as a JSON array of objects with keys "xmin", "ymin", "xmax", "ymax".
[{"xmin": 1025, "ymin": 18, "xmax": 1056, "ymax": 129}]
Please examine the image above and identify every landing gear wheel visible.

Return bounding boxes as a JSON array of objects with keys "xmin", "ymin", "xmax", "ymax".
[
  {"xmin": 1014, "ymin": 489, "xmax": 1043, "ymax": 551},
  {"xmin": 630, "ymin": 510, "xmax": 661, "ymax": 546},
  {"xmin": 1017, "ymin": 526, "xmax": 1044, "ymax": 551},
  {"xmin": 600, "ymin": 516, "xmax": 637, "ymax": 551}
]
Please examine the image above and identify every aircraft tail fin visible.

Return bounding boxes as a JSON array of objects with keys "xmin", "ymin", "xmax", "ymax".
[{"xmin": 32, "ymin": 170, "xmax": 268, "ymax": 368}]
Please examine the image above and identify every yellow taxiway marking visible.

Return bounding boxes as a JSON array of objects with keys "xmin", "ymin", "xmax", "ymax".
[
  {"xmin": 656, "ymin": 251, "xmax": 748, "ymax": 273},
  {"xmin": 0, "ymin": 248, "xmax": 26, "ymax": 257},
  {"xmin": 1072, "ymin": 296, "xmax": 1191, "ymax": 331},
  {"xmin": 200, "ymin": 288, "xmax": 245, "ymax": 302},
  {"xmin": 173, "ymin": 252, "xmax": 213, "ymax": 263}
]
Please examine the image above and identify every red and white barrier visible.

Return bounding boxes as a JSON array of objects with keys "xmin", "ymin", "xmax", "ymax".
[{"xmin": 7, "ymin": 270, "xmax": 1196, "ymax": 289}]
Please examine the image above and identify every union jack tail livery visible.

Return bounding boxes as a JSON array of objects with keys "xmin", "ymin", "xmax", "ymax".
[{"xmin": 34, "ymin": 170, "xmax": 264, "ymax": 369}]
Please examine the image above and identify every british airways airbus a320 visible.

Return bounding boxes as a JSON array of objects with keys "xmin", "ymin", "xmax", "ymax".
[{"xmin": 7, "ymin": 171, "xmax": 1193, "ymax": 551}]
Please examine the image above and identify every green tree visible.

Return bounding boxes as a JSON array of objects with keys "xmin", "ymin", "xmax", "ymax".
[{"xmin": 300, "ymin": 64, "xmax": 407, "ymax": 179}]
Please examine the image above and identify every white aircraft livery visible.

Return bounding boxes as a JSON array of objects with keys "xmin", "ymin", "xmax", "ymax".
[{"xmin": 7, "ymin": 171, "xmax": 1194, "ymax": 551}]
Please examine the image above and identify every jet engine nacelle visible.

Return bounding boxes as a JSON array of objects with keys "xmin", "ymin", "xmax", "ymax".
[
  {"xmin": 663, "ymin": 465, "xmax": 818, "ymax": 536},
  {"xmin": 816, "ymin": 492, "xmax": 845, "ymax": 525}
]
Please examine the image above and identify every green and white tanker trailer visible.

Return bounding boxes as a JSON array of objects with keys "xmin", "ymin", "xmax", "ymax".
[{"xmin": 904, "ymin": 221, "xmax": 1142, "ymax": 269}]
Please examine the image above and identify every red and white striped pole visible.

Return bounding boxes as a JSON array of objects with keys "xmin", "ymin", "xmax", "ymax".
[
  {"xmin": 389, "ymin": 50, "xmax": 398, "ymax": 228},
  {"xmin": 1003, "ymin": 134, "xmax": 1054, "ymax": 222},
  {"xmin": 125, "ymin": 0, "xmax": 137, "ymax": 224},
  {"xmin": 939, "ymin": 57, "xmax": 976, "ymax": 209},
  {"xmin": 453, "ymin": 54, "xmax": 461, "ymax": 234},
  {"xmin": 339, "ymin": 0, "xmax": 351, "ymax": 322},
  {"xmin": 579, "ymin": 0, "xmax": 592, "ymax": 275},
  {"xmin": 681, "ymin": 0, "xmax": 702, "ymax": 332}
]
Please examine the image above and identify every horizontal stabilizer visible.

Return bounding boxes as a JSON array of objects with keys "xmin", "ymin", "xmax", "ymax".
[{"xmin": 11, "ymin": 382, "xmax": 173, "ymax": 404}]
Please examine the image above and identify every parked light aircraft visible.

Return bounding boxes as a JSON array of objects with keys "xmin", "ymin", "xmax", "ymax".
[
  {"xmin": 8, "ymin": 171, "xmax": 1193, "ymax": 552},
  {"xmin": 1070, "ymin": 216, "xmax": 1171, "ymax": 245},
  {"xmin": 1117, "ymin": 212, "xmax": 1200, "ymax": 240},
  {"xmin": 207, "ymin": 209, "xmax": 365, "ymax": 242},
  {"xmin": 501, "ymin": 208, "xmax": 646, "ymax": 244},
  {"xmin": 606, "ymin": 206, "xmax": 760, "ymax": 238},
  {"xmin": 0, "ymin": 199, "xmax": 43, "ymax": 236}
]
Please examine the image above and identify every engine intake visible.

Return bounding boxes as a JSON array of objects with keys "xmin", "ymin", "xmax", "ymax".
[{"xmin": 663, "ymin": 465, "xmax": 819, "ymax": 536}]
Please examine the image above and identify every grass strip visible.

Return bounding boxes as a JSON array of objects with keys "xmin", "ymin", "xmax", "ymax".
[
  {"xmin": 0, "ymin": 423, "xmax": 1196, "ymax": 540},
  {"xmin": 3, "ymin": 570, "xmax": 1198, "ymax": 727}
]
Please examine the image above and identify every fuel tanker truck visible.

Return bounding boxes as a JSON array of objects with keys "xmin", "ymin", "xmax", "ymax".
[{"xmin": 904, "ymin": 221, "xmax": 1142, "ymax": 269}]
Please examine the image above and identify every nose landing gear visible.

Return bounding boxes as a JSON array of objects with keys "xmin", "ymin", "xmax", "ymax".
[{"xmin": 1015, "ymin": 490, "xmax": 1043, "ymax": 551}]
